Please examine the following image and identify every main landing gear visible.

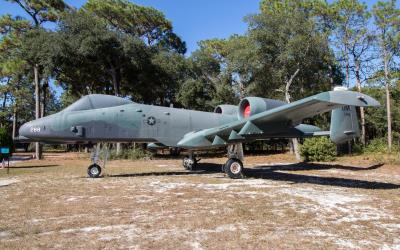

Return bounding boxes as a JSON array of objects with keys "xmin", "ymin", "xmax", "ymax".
[
  {"xmin": 181, "ymin": 143, "xmax": 245, "ymax": 179},
  {"xmin": 87, "ymin": 143, "xmax": 109, "ymax": 178},
  {"xmin": 223, "ymin": 143, "xmax": 244, "ymax": 179},
  {"xmin": 183, "ymin": 152, "xmax": 198, "ymax": 171}
]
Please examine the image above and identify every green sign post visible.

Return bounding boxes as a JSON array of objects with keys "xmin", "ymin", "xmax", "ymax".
[
  {"xmin": 1, "ymin": 147, "xmax": 10, "ymax": 154},
  {"xmin": 1, "ymin": 147, "xmax": 10, "ymax": 174}
]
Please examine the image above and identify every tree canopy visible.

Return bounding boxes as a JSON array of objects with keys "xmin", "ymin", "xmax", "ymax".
[{"xmin": 0, "ymin": 0, "xmax": 399, "ymax": 153}]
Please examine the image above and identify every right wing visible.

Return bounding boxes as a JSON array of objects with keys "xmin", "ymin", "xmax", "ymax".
[{"xmin": 177, "ymin": 90, "xmax": 379, "ymax": 149}]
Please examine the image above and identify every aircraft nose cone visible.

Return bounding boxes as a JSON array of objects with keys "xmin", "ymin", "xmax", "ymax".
[
  {"xmin": 19, "ymin": 119, "xmax": 44, "ymax": 139},
  {"xmin": 19, "ymin": 122, "xmax": 31, "ymax": 138}
]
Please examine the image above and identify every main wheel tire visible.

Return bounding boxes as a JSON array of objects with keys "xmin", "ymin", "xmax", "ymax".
[
  {"xmin": 88, "ymin": 164, "xmax": 102, "ymax": 178},
  {"xmin": 224, "ymin": 158, "xmax": 244, "ymax": 179},
  {"xmin": 183, "ymin": 156, "xmax": 196, "ymax": 171}
]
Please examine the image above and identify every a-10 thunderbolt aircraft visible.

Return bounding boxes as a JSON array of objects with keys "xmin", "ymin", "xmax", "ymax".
[{"xmin": 17, "ymin": 87, "xmax": 379, "ymax": 179}]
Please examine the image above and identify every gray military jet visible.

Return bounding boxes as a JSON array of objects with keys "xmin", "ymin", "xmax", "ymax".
[{"xmin": 17, "ymin": 87, "xmax": 379, "ymax": 178}]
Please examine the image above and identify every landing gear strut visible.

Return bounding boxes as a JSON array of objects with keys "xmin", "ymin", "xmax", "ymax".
[
  {"xmin": 224, "ymin": 143, "xmax": 244, "ymax": 179},
  {"xmin": 87, "ymin": 143, "xmax": 109, "ymax": 178},
  {"xmin": 183, "ymin": 152, "xmax": 198, "ymax": 171}
]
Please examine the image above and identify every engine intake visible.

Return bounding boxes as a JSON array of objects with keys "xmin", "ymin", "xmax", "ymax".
[
  {"xmin": 214, "ymin": 104, "xmax": 238, "ymax": 116},
  {"xmin": 238, "ymin": 97, "xmax": 286, "ymax": 119}
]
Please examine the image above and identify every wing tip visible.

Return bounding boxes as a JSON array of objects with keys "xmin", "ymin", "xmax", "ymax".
[{"xmin": 327, "ymin": 90, "xmax": 381, "ymax": 107}]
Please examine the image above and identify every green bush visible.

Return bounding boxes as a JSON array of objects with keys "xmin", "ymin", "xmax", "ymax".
[
  {"xmin": 300, "ymin": 137, "xmax": 336, "ymax": 162},
  {"xmin": 364, "ymin": 138, "xmax": 398, "ymax": 154},
  {"xmin": 351, "ymin": 142, "xmax": 364, "ymax": 155},
  {"xmin": 109, "ymin": 146, "xmax": 150, "ymax": 160},
  {"xmin": 0, "ymin": 127, "xmax": 13, "ymax": 161}
]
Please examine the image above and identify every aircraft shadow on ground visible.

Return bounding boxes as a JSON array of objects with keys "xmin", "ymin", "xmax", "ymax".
[
  {"xmin": 245, "ymin": 163, "xmax": 399, "ymax": 190},
  {"xmin": 107, "ymin": 163, "xmax": 223, "ymax": 178},
  {"xmin": 108, "ymin": 162, "xmax": 400, "ymax": 190},
  {"xmin": 10, "ymin": 155, "xmax": 33, "ymax": 162},
  {"xmin": 7, "ymin": 164, "xmax": 59, "ymax": 169}
]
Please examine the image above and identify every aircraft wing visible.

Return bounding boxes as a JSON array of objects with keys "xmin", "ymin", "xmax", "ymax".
[{"xmin": 177, "ymin": 90, "xmax": 380, "ymax": 149}]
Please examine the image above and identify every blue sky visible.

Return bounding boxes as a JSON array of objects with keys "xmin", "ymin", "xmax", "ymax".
[
  {"xmin": 0, "ymin": 0, "xmax": 261, "ymax": 55},
  {"xmin": 1, "ymin": 0, "xmax": 397, "ymax": 54},
  {"xmin": 0, "ymin": 0, "xmax": 397, "ymax": 94},
  {"xmin": 0, "ymin": 0, "xmax": 261, "ymax": 97}
]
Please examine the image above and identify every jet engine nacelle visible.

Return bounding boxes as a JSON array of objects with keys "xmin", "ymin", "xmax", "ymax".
[
  {"xmin": 214, "ymin": 104, "xmax": 238, "ymax": 116},
  {"xmin": 238, "ymin": 97, "xmax": 286, "ymax": 119}
]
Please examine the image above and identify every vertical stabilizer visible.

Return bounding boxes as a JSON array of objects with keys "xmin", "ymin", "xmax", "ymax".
[{"xmin": 330, "ymin": 87, "xmax": 360, "ymax": 144}]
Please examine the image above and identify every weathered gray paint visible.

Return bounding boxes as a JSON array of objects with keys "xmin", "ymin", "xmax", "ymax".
[{"xmin": 18, "ymin": 90, "xmax": 379, "ymax": 149}]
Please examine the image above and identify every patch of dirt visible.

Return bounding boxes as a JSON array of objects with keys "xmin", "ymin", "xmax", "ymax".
[
  {"xmin": 0, "ymin": 179, "xmax": 19, "ymax": 187},
  {"xmin": 0, "ymin": 152, "xmax": 399, "ymax": 249}
]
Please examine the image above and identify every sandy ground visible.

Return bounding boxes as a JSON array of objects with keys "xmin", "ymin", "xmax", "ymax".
[{"xmin": 0, "ymin": 152, "xmax": 399, "ymax": 249}]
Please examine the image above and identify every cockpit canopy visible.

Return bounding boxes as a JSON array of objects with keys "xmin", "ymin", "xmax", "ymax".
[{"xmin": 63, "ymin": 94, "xmax": 133, "ymax": 112}]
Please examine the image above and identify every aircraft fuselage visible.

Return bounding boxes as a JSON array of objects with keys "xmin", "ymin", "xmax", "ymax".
[{"xmin": 19, "ymin": 102, "xmax": 237, "ymax": 146}]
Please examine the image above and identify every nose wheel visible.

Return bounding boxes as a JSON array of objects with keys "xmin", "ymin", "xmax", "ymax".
[
  {"xmin": 87, "ymin": 164, "xmax": 101, "ymax": 178},
  {"xmin": 87, "ymin": 143, "xmax": 109, "ymax": 178}
]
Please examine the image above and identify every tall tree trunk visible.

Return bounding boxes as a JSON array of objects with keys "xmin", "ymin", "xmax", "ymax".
[
  {"xmin": 355, "ymin": 61, "xmax": 366, "ymax": 146},
  {"xmin": 2, "ymin": 92, "xmax": 7, "ymax": 110},
  {"xmin": 86, "ymin": 86, "xmax": 92, "ymax": 95},
  {"xmin": 328, "ymin": 65, "xmax": 334, "ymax": 88},
  {"xmin": 12, "ymin": 107, "xmax": 17, "ymax": 140},
  {"xmin": 345, "ymin": 56, "xmax": 352, "ymax": 154},
  {"xmin": 384, "ymin": 50, "xmax": 392, "ymax": 152},
  {"xmin": 110, "ymin": 65, "xmax": 120, "ymax": 97},
  {"xmin": 2, "ymin": 79, "xmax": 10, "ymax": 110},
  {"xmin": 285, "ymin": 68, "xmax": 301, "ymax": 161},
  {"xmin": 110, "ymin": 65, "xmax": 121, "ymax": 155},
  {"xmin": 34, "ymin": 64, "xmax": 42, "ymax": 160},
  {"xmin": 345, "ymin": 56, "xmax": 350, "ymax": 88},
  {"xmin": 238, "ymin": 78, "xmax": 245, "ymax": 99},
  {"xmin": 41, "ymin": 80, "xmax": 48, "ymax": 118}
]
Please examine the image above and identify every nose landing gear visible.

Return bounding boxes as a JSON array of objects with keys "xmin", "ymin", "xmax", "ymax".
[
  {"xmin": 87, "ymin": 143, "xmax": 109, "ymax": 178},
  {"xmin": 88, "ymin": 163, "xmax": 101, "ymax": 178}
]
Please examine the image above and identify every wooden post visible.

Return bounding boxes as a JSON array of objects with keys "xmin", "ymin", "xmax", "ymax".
[{"xmin": 7, "ymin": 156, "xmax": 9, "ymax": 174}]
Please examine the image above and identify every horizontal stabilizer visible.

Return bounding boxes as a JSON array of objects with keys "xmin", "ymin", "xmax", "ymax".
[
  {"xmin": 310, "ymin": 131, "xmax": 330, "ymax": 136},
  {"xmin": 147, "ymin": 143, "xmax": 168, "ymax": 150}
]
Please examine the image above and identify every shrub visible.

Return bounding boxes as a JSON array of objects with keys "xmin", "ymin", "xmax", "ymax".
[
  {"xmin": 364, "ymin": 138, "xmax": 398, "ymax": 154},
  {"xmin": 0, "ymin": 127, "xmax": 13, "ymax": 161},
  {"xmin": 109, "ymin": 146, "xmax": 150, "ymax": 160},
  {"xmin": 351, "ymin": 142, "xmax": 364, "ymax": 155},
  {"xmin": 300, "ymin": 137, "xmax": 336, "ymax": 162}
]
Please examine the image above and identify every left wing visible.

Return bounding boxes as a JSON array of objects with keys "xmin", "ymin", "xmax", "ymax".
[{"xmin": 177, "ymin": 90, "xmax": 379, "ymax": 149}]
